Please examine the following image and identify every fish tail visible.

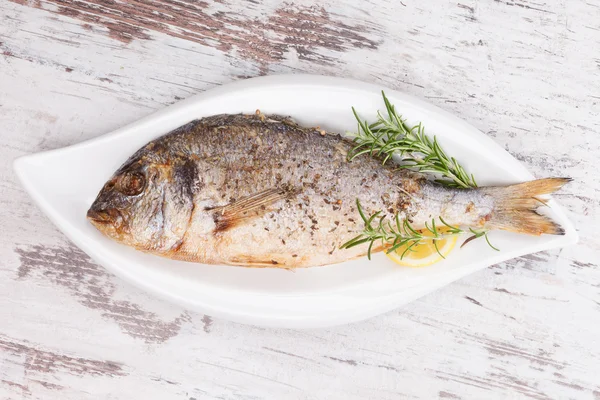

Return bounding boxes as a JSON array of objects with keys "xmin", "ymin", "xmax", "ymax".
[{"xmin": 483, "ymin": 177, "xmax": 571, "ymax": 235}]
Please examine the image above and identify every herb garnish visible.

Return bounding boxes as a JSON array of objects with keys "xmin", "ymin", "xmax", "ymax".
[
  {"xmin": 343, "ymin": 92, "xmax": 498, "ymax": 257},
  {"xmin": 349, "ymin": 91, "xmax": 477, "ymax": 189}
]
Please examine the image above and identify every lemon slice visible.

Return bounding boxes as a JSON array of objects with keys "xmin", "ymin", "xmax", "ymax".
[{"xmin": 385, "ymin": 227, "xmax": 458, "ymax": 267}]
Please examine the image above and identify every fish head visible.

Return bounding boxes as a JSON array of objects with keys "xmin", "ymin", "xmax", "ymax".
[
  {"xmin": 87, "ymin": 161, "xmax": 158, "ymax": 247},
  {"xmin": 87, "ymin": 155, "xmax": 196, "ymax": 252}
]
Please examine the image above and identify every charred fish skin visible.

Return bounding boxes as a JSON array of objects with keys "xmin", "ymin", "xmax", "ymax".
[{"xmin": 87, "ymin": 113, "xmax": 567, "ymax": 267}]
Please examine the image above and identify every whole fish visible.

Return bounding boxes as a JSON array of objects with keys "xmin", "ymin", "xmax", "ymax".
[{"xmin": 87, "ymin": 113, "xmax": 568, "ymax": 267}]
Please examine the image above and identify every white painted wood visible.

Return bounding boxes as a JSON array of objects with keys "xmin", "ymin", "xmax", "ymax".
[{"xmin": 1, "ymin": 0, "xmax": 599, "ymax": 398}]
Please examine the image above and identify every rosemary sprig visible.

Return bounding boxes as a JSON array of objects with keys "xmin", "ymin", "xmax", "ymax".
[
  {"xmin": 349, "ymin": 91, "xmax": 477, "ymax": 189},
  {"xmin": 461, "ymin": 228, "xmax": 500, "ymax": 251},
  {"xmin": 340, "ymin": 200, "xmax": 491, "ymax": 260}
]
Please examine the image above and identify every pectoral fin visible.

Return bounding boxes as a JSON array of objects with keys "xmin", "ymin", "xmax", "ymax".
[{"xmin": 211, "ymin": 187, "xmax": 296, "ymax": 232}]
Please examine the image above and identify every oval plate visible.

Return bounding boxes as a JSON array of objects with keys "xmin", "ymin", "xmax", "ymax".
[{"xmin": 13, "ymin": 75, "xmax": 577, "ymax": 328}]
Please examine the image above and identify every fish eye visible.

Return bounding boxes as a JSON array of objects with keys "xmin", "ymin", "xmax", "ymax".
[{"xmin": 117, "ymin": 171, "xmax": 146, "ymax": 196}]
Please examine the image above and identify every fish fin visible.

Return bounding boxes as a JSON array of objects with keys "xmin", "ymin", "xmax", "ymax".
[
  {"xmin": 483, "ymin": 177, "xmax": 571, "ymax": 235},
  {"xmin": 211, "ymin": 187, "xmax": 295, "ymax": 232},
  {"xmin": 227, "ymin": 257, "xmax": 285, "ymax": 268}
]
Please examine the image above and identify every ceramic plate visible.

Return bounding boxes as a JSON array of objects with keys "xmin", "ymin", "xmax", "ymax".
[{"xmin": 14, "ymin": 75, "xmax": 577, "ymax": 328}]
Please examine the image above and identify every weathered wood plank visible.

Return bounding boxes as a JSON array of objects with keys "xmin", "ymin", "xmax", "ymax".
[{"xmin": 1, "ymin": 0, "xmax": 599, "ymax": 398}]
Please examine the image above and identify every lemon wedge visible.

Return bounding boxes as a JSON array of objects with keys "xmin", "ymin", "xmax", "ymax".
[{"xmin": 385, "ymin": 227, "xmax": 458, "ymax": 267}]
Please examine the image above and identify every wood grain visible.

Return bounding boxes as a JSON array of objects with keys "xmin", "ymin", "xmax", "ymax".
[
  {"xmin": 1, "ymin": 0, "xmax": 599, "ymax": 398},
  {"xmin": 15, "ymin": 244, "xmax": 192, "ymax": 343}
]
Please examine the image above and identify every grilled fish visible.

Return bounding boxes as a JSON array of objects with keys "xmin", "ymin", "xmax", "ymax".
[{"xmin": 87, "ymin": 113, "xmax": 568, "ymax": 267}]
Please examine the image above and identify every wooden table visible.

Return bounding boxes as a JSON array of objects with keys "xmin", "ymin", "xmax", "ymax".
[{"xmin": 2, "ymin": 0, "xmax": 599, "ymax": 398}]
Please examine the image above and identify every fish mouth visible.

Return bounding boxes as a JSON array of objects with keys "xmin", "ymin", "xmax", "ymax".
[{"xmin": 87, "ymin": 208, "xmax": 121, "ymax": 226}]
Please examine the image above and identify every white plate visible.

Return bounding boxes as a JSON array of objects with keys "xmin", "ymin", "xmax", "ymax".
[{"xmin": 14, "ymin": 75, "xmax": 577, "ymax": 328}]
